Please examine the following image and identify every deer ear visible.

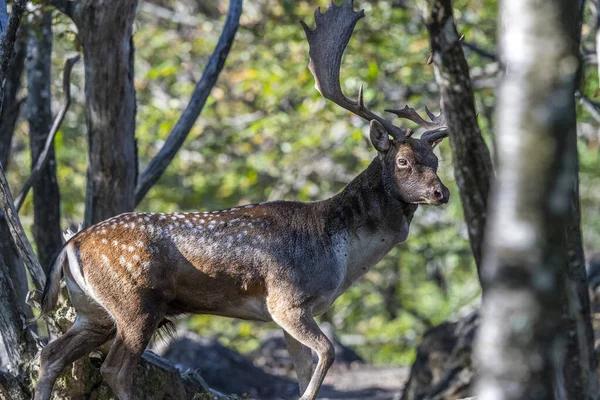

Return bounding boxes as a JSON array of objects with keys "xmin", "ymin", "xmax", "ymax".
[{"xmin": 369, "ymin": 120, "xmax": 390, "ymax": 153}]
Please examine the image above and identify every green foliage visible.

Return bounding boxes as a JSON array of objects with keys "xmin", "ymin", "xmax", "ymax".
[{"xmin": 7, "ymin": 0, "xmax": 599, "ymax": 366}]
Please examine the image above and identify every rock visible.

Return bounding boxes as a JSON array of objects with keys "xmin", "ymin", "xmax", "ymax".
[
  {"xmin": 249, "ymin": 326, "xmax": 363, "ymax": 378},
  {"xmin": 401, "ymin": 311, "xmax": 478, "ymax": 400},
  {"xmin": 159, "ymin": 332, "xmax": 297, "ymax": 399}
]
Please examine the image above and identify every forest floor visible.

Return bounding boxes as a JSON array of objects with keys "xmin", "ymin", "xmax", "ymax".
[
  {"xmin": 157, "ymin": 331, "xmax": 410, "ymax": 400},
  {"xmin": 315, "ymin": 364, "xmax": 408, "ymax": 400}
]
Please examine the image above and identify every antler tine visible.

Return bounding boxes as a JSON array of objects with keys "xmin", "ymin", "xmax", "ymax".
[
  {"xmin": 424, "ymin": 106, "xmax": 436, "ymax": 121},
  {"xmin": 301, "ymin": 0, "xmax": 406, "ymax": 140},
  {"xmin": 420, "ymin": 127, "xmax": 449, "ymax": 144},
  {"xmin": 385, "ymin": 105, "xmax": 447, "ymax": 131}
]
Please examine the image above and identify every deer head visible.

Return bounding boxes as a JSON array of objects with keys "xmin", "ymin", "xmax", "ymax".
[
  {"xmin": 301, "ymin": 0, "xmax": 450, "ymax": 205},
  {"xmin": 369, "ymin": 119, "xmax": 449, "ymax": 205}
]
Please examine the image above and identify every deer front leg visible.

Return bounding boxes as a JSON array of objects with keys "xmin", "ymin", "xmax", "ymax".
[
  {"xmin": 270, "ymin": 306, "xmax": 335, "ymax": 400},
  {"xmin": 283, "ymin": 330, "xmax": 313, "ymax": 395}
]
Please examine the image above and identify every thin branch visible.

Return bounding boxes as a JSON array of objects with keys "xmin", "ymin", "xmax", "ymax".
[
  {"xmin": 135, "ymin": 0, "xmax": 242, "ymax": 205},
  {"xmin": 14, "ymin": 55, "xmax": 79, "ymax": 211},
  {"xmin": 462, "ymin": 41, "xmax": 497, "ymax": 61},
  {"xmin": 0, "ymin": 0, "xmax": 27, "ymax": 115},
  {"xmin": 576, "ymin": 90, "xmax": 600, "ymax": 122}
]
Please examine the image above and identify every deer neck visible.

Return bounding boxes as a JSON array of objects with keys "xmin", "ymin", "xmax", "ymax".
[
  {"xmin": 321, "ymin": 157, "xmax": 417, "ymax": 287},
  {"xmin": 325, "ymin": 157, "xmax": 417, "ymax": 233}
]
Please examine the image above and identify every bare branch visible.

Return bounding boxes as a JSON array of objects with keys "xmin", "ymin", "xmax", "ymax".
[
  {"xmin": 0, "ymin": 0, "xmax": 27, "ymax": 116},
  {"xmin": 135, "ymin": 0, "xmax": 242, "ymax": 206},
  {"xmin": 462, "ymin": 41, "xmax": 497, "ymax": 61},
  {"xmin": 576, "ymin": 90, "xmax": 600, "ymax": 122},
  {"xmin": 14, "ymin": 55, "xmax": 79, "ymax": 211},
  {"xmin": 300, "ymin": 0, "xmax": 407, "ymax": 140}
]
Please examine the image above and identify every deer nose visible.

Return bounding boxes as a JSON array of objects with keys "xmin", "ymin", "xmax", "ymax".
[{"xmin": 432, "ymin": 185, "xmax": 450, "ymax": 204}]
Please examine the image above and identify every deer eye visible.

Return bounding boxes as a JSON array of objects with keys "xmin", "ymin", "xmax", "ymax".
[{"xmin": 397, "ymin": 158, "xmax": 408, "ymax": 167}]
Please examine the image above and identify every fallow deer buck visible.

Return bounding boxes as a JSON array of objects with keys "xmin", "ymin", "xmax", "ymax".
[{"xmin": 35, "ymin": 1, "xmax": 450, "ymax": 399}]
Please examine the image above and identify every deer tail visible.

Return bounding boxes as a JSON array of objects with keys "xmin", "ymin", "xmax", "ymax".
[
  {"xmin": 29, "ymin": 227, "xmax": 80, "ymax": 325},
  {"xmin": 26, "ymin": 247, "xmax": 67, "ymax": 326}
]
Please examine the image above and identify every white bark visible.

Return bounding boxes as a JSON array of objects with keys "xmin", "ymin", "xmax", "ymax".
[{"xmin": 475, "ymin": 1, "xmax": 582, "ymax": 399}]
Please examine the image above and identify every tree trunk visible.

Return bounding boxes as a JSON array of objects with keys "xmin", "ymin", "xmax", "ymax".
[
  {"xmin": 560, "ymin": 1, "xmax": 598, "ymax": 397},
  {"xmin": 424, "ymin": 0, "xmax": 495, "ymax": 274},
  {"xmin": 0, "ymin": 252, "xmax": 37, "ymax": 376},
  {"xmin": 0, "ymin": 0, "xmax": 27, "ymax": 116},
  {"xmin": 72, "ymin": 0, "xmax": 138, "ymax": 225},
  {"xmin": 0, "ymin": 27, "xmax": 24, "ymax": 169},
  {"xmin": 26, "ymin": 7, "xmax": 62, "ymax": 270},
  {"xmin": 475, "ymin": 0, "xmax": 582, "ymax": 398},
  {"xmin": 0, "ymin": 28, "xmax": 28, "ymax": 371}
]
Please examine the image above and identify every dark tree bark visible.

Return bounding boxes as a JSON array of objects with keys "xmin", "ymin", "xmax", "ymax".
[
  {"xmin": 26, "ymin": 8, "xmax": 62, "ymax": 270},
  {"xmin": 560, "ymin": 2, "xmax": 598, "ymax": 397},
  {"xmin": 401, "ymin": 311, "xmax": 478, "ymax": 400},
  {"xmin": 0, "ymin": 253, "xmax": 37, "ymax": 373},
  {"xmin": 423, "ymin": 0, "xmax": 495, "ymax": 274},
  {"xmin": 0, "ymin": 28, "xmax": 24, "ymax": 169},
  {"xmin": 475, "ymin": 0, "xmax": 585, "ymax": 398},
  {"xmin": 399, "ymin": 3, "xmax": 494, "ymax": 398},
  {"xmin": 71, "ymin": 0, "xmax": 138, "ymax": 225},
  {"xmin": 0, "ymin": 25, "xmax": 28, "ymax": 318},
  {"xmin": 0, "ymin": 165, "xmax": 45, "ymax": 290},
  {"xmin": 0, "ymin": 0, "xmax": 27, "ymax": 116},
  {"xmin": 0, "ymin": 160, "xmax": 38, "ymax": 395},
  {"xmin": 0, "ymin": 31, "xmax": 29, "ymax": 372}
]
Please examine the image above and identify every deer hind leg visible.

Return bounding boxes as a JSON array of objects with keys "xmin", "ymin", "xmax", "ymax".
[
  {"xmin": 100, "ymin": 306, "xmax": 165, "ymax": 400},
  {"xmin": 283, "ymin": 330, "xmax": 314, "ymax": 395},
  {"xmin": 271, "ymin": 307, "xmax": 335, "ymax": 400},
  {"xmin": 35, "ymin": 316, "xmax": 115, "ymax": 400}
]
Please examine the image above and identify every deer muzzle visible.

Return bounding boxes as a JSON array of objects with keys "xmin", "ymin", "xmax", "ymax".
[{"xmin": 428, "ymin": 182, "xmax": 450, "ymax": 205}]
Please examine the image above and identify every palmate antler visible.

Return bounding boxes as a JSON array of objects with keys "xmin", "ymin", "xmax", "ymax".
[{"xmin": 301, "ymin": 0, "xmax": 448, "ymax": 143}]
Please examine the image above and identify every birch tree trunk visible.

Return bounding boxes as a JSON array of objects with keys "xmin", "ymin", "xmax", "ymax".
[{"xmin": 475, "ymin": 0, "xmax": 583, "ymax": 399}]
